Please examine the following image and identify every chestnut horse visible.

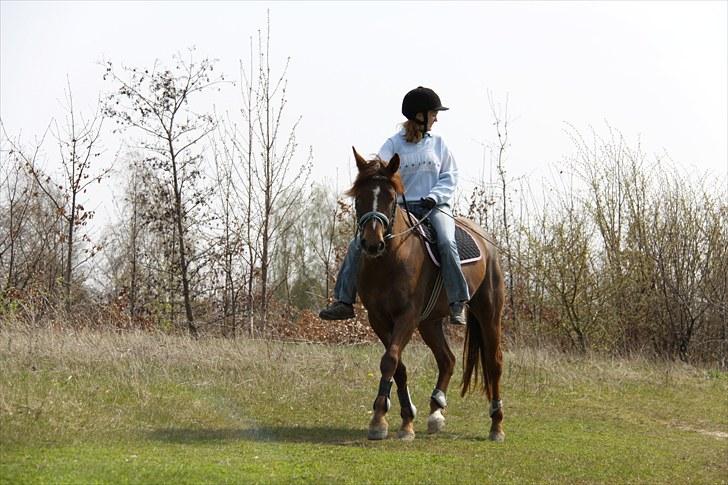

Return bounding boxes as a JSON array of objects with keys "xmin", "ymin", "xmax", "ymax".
[{"xmin": 348, "ymin": 148, "xmax": 505, "ymax": 442}]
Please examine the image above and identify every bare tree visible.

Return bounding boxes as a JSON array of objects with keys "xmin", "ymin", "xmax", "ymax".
[
  {"xmin": 645, "ymin": 168, "xmax": 726, "ymax": 361},
  {"xmin": 99, "ymin": 152, "xmax": 149, "ymax": 322},
  {"xmin": 239, "ymin": 15, "xmax": 311, "ymax": 329},
  {"xmin": 486, "ymin": 92, "xmax": 518, "ymax": 325},
  {"xmin": 208, "ymin": 122, "xmax": 248, "ymax": 337},
  {"xmin": 0, "ymin": 133, "xmax": 34, "ymax": 295},
  {"xmin": 4, "ymin": 84, "xmax": 109, "ymax": 313},
  {"xmin": 103, "ymin": 50, "xmax": 223, "ymax": 337},
  {"xmin": 236, "ymin": 45, "xmax": 260, "ymax": 337},
  {"xmin": 536, "ymin": 194, "xmax": 604, "ymax": 352},
  {"xmin": 308, "ymin": 182, "xmax": 352, "ymax": 303}
]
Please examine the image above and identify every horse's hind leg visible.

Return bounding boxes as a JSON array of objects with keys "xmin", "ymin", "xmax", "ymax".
[
  {"xmin": 419, "ymin": 318, "xmax": 456, "ymax": 434},
  {"xmin": 482, "ymin": 309, "xmax": 505, "ymax": 442},
  {"xmin": 470, "ymin": 278, "xmax": 506, "ymax": 442}
]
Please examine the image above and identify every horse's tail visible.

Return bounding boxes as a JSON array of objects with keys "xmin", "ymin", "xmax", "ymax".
[
  {"xmin": 460, "ymin": 311, "xmax": 491, "ymax": 399},
  {"xmin": 460, "ymin": 248, "xmax": 505, "ymax": 400}
]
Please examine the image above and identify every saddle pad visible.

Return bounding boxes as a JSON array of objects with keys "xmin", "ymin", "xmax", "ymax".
[{"xmin": 416, "ymin": 222, "xmax": 482, "ymax": 267}]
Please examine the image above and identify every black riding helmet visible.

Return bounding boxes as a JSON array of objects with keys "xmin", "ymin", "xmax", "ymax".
[{"xmin": 401, "ymin": 86, "xmax": 449, "ymax": 132}]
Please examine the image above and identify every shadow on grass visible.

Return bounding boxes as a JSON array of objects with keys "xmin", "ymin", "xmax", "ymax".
[
  {"xmin": 147, "ymin": 426, "xmax": 500, "ymax": 446},
  {"xmin": 148, "ymin": 425, "xmax": 366, "ymax": 445}
]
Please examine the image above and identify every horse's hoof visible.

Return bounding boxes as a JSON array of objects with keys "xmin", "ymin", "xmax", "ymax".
[
  {"xmin": 489, "ymin": 431, "xmax": 505, "ymax": 442},
  {"xmin": 427, "ymin": 409, "xmax": 446, "ymax": 434},
  {"xmin": 368, "ymin": 424, "xmax": 388, "ymax": 440},
  {"xmin": 397, "ymin": 430, "xmax": 415, "ymax": 441}
]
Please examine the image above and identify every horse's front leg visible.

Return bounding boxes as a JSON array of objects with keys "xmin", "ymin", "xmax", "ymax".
[
  {"xmin": 369, "ymin": 316, "xmax": 417, "ymax": 440},
  {"xmin": 394, "ymin": 360, "xmax": 416, "ymax": 441},
  {"xmin": 369, "ymin": 342, "xmax": 403, "ymax": 440},
  {"xmin": 370, "ymin": 363, "xmax": 418, "ymax": 441},
  {"xmin": 369, "ymin": 375, "xmax": 392, "ymax": 440}
]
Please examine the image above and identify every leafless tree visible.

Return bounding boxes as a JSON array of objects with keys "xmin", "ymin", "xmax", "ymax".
[
  {"xmin": 239, "ymin": 15, "xmax": 311, "ymax": 329},
  {"xmin": 0, "ymin": 133, "xmax": 34, "ymax": 295},
  {"xmin": 308, "ymin": 182, "xmax": 352, "ymax": 303},
  {"xmin": 3, "ymin": 84, "xmax": 110, "ymax": 313},
  {"xmin": 103, "ymin": 50, "xmax": 223, "ymax": 337},
  {"xmin": 208, "ymin": 123, "xmax": 248, "ymax": 337}
]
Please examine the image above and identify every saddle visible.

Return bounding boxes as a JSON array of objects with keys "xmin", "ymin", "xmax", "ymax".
[
  {"xmin": 411, "ymin": 215, "xmax": 482, "ymax": 267},
  {"xmin": 401, "ymin": 209, "xmax": 483, "ymax": 321}
]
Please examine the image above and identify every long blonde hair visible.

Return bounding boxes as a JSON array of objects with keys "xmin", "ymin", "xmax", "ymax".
[{"xmin": 402, "ymin": 119, "xmax": 424, "ymax": 144}]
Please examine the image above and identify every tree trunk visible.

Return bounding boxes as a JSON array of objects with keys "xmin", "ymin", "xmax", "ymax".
[
  {"xmin": 168, "ymin": 143, "xmax": 197, "ymax": 338},
  {"xmin": 64, "ymin": 179, "xmax": 76, "ymax": 315},
  {"xmin": 260, "ymin": 61, "xmax": 272, "ymax": 329},
  {"xmin": 129, "ymin": 190, "xmax": 139, "ymax": 320},
  {"xmin": 497, "ymin": 137, "xmax": 516, "ymax": 327},
  {"xmin": 5, "ymin": 200, "xmax": 15, "ymax": 292}
]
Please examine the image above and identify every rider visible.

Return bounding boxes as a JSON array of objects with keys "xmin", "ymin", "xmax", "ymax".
[{"xmin": 319, "ymin": 86, "xmax": 469, "ymax": 325}]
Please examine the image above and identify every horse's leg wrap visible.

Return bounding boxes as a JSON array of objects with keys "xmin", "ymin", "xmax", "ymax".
[
  {"xmin": 427, "ymin": 388, "xmax": 447, "ymax": 434},
  {"xmin": 374, "ymin": 378, "xmax": 393, "ymax": 412},
  {"xmin": 397, "ymin": 386, "xmax": 417, "ymax": 419},
  {"xmin": 431, "ymin": 388, "xmax": 447, "ymax": 409},
  {"xmin": 490, "ymin": 399, "xmax": 503, "ymax": 417}
]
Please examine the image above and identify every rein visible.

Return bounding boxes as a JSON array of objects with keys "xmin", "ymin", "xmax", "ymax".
[
  {"xmin": 357, "ymin": 205, "xmax": 431, "ymax": 242},
  {"xmin": 384, "ymin": 205, "xmax": 433, "ymax": 241}
]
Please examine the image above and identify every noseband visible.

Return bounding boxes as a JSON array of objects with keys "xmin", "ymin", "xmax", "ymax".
[{"xmin": 358, "ymin": 210, "xmax": 391, "ymax": 233}]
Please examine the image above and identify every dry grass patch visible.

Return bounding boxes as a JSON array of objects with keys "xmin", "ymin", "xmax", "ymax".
[{"xmin": 1, "ymin": 325, "xmax": 726, "ymax": 484}]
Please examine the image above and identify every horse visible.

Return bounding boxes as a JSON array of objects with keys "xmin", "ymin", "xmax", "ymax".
[{"xmin": 348, "ymin": 148, "xmax": 506, "ymax": 442}]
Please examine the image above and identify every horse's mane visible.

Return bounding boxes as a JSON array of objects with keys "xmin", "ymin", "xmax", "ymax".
[{"xmin": 345, "ymin": 157, "xmax": 404, "ymax": 197}]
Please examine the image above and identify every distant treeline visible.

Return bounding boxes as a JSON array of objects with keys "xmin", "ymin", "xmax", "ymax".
[
  {"xmin": 1, "ymin": 47, "xmax": 725, "ymax": 367},
  {"xmin": 483, "ymin": 127, "xmax": 726, "ymax": 366}
]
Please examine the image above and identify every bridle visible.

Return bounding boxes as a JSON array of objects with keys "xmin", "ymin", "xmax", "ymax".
[
  {"xmin": 355, "ymin": 176, "xmax": 398, "ymax": 240},
  {"xmin": 355, "ymin": 175, "xmax": 433, "ymax": 244}
]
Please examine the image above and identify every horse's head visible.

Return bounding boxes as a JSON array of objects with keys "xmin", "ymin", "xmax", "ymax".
[{"xmin": 347, "ymin": 147, "xmax": 403, "ymax": 258}]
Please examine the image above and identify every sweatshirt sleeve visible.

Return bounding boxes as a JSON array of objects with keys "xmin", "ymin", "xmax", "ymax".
[
  {"xmin": 427, "ymin": 140, "xmax": 458, "ymax": 206},
  {"xmin": 378, "ymin": 138, "xmax": 395, "ymax": 162}
]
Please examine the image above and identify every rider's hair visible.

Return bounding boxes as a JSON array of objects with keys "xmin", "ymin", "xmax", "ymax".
[{"xmin": 402, "ymin": 118, "xmax": 424, "ymax": 144}]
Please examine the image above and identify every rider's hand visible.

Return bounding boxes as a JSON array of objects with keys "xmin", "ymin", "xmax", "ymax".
[{"xmin": 420, "ymin": 197, "xmax": 437, "ymax": 210}]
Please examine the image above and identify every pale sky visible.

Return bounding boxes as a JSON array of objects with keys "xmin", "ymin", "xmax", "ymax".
[{"xmin": 2, "ymin": 1, "xmax": 727, "ymax": 210}]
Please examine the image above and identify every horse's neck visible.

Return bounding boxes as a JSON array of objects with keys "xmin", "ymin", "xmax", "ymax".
[
  {"xmin": 384, "ymin": 206, "xmax": 420, "ymax": 265},
  {"xmin": 397, "ymin": 205, "xmax": 414, "ymax": 230},
  {"xmin": 393, "ymin": 205, "xmax": 408, "ymax": 231}
]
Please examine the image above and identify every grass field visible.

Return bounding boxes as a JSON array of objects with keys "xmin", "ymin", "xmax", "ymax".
[{"xmin": 1, "ymin": 327, "xmax": 726, "ymax": 484}]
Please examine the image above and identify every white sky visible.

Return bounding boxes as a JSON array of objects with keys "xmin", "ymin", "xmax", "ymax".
[{"xmin": 2, "ymin": 1, "xmax": 727, "ymax": 210}]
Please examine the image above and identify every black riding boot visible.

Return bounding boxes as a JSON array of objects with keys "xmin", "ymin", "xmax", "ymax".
[{"xmin": 319, "ymin": 301, "xmax": 355, "ymax": 320}]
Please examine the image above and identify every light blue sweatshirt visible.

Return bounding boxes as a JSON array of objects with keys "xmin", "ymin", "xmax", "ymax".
[{"xmin": 378, "ymin": 130, "xmax": 458, "ymax": 206}]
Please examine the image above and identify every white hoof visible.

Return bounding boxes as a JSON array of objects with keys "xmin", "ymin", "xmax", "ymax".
[
  {"xmin": 427, "ymin": 409, "xmax": 446, "ymax": 434},
  {"xmin": 368, "ymin": 423, "xmax": 388, "ymax": 440},
  {"xmin": 489, "ymin": 430, "xmax": 505, "ymax": 442},
  {"xmin": 397, "ymin": 429, "xmax": 415, "ymax": 441}
]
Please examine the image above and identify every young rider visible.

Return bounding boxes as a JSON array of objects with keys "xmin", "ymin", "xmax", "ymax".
[{"xmin": 319, "ymin": 86, "xmax": 469, "ymax": 325}]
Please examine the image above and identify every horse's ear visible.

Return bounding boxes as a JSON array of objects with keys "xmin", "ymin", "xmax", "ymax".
[
  {"xmin": 386, "ymin": 154, "xmax": 400, "ymax": 175},
  {"xmin": 352, "ymin": 147, "xmax": 367, "ymax": 171}
]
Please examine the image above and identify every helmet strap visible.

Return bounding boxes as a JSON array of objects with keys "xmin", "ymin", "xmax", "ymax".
[{"xmin": 418, "ymin": 111, "xmax": 428, "ymax": 134}]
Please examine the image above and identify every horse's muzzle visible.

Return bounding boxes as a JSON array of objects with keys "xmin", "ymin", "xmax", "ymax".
[{"xmin": 360, "ymin": 237, "xmax": 385, "ymax": 258}]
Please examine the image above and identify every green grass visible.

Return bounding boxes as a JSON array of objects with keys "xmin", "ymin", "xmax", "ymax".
[{"xmin": 1, "ymin": 327, "xmax": 726, "ymax": 484}]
